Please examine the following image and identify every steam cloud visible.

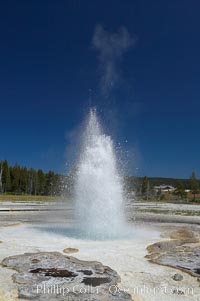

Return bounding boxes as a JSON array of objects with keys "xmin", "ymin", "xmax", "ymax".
[{"xmin": 92, "ymin": 25, "xmax": 134, "ymax": 95}]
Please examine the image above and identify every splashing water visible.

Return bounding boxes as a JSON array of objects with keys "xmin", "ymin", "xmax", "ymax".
[{"xmin": 74, "ymin": 109, "xmax": 127, "ymax": 239}]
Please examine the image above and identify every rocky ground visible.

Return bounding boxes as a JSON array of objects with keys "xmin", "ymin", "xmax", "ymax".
[
  {"xmin": 2, "ymin": 251, "xmax": 132, "ymax": 301},
  {"xmin": 146, "ymin": 227, "xmax": 200, "ymax": 278},
  {"xmin": 0, "ymin": 201, "xmax": 200, "ymax": 301}
]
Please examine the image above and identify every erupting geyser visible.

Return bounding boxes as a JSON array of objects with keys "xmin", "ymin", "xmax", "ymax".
[{"xmin": 74, "ymin": 108, "xmax": 127, "ymax": 239}]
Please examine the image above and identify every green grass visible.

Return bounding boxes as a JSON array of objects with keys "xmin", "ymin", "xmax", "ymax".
[
  {"xmin": 0, "ymin": 194, "xmax": 60, "ymax": 202},
  {"xmin": 137, "ymin": 208, "xmax": 200, "ymax": 216},
  {"xmin": 136, "ymin": 197, "xmax": 200, "ymax": 205}
]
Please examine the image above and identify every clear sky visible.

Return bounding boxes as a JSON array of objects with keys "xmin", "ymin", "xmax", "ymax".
[{"xmin": 0, "ymin": 0, "xmax": 199, "ymax": 178}]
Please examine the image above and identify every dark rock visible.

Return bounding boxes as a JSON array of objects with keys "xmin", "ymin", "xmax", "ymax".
[
  {"xmin": 78, "ymin": 269, "xmax": 93, "ymax": 275},
  {"xmin": 172, "ymin": 289, "xmax": 184, "ymax": 295},
  {"xmin": 2, "ymin": 252, "xmax": 133, "ymax": 301},
  {"xmin": 30, "ymin": 268, "xmax": 78, "ymax": 278},
  {"xmin": 82, "ymin": 277, "xmax": 110, "ymax": 286},
  {"xmin": 146, "ymin": 227, "xmax": 200, "ymax": 278},
  {"xmin": 172, "ymin": 273, "xmax": 183, "ymax": 281}
]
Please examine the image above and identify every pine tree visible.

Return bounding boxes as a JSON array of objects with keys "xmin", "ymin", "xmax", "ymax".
[
  {"xmin": 37, "ymin": 169, "xmax": 46, "ymax": 195},
  {"xmin": 20, "ymin": 167, "xmax": 28, "ymax": 194},
  {"xmin": 175, "ymin": 180, "xmax": 185, "ymax": 199},
  {"xmin": 190, "ymin": 171, "xmax": 199, "ymax": 201},
  {"xmin": 0, "ymin": 161, "xmax": 3, "ymax": 193},
  {"xmin": 45, "ymin": 171, "xmax": 55, "ymax": 196},
  {"xmin": 11, "ymin": 164, "xmax": 21, "ymax": 193},
  {"xmin": 2, "ymin": 160, "xmax": 11, "ymax": 192},
  {"xmin": 141, "ymin": 176, "xmax": 150, "ymax": 200}
]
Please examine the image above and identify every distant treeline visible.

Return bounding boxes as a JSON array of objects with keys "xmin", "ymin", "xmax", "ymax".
[
  {"xmin": 125, "ymin": 176, "xmax": 200, "ymax": 191},
  {"xmin": 0, "ymin": 160, "xmax": 72, "ymax": 196},
  {"xmin": 0, "ymin": 160, "xmax": 199, "ymax": 197},
  {"xmin": 125, "ymin": 172, "xmax": 200, "ymax": 201}
]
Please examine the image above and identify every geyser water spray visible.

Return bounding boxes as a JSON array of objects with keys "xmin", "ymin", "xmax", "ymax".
[{"xmin": 74, "ymin": 108, "xmax": 126, "ymax": 239}]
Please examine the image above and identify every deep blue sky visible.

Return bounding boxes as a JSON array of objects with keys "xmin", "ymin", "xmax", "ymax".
[{"xmin": 0, "ymin": 0, "xmax": 199, "ymax": 178}]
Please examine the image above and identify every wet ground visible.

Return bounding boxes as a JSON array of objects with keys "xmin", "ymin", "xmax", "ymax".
[{"xmin": 0, "ymin": 200, "xmax": 200, "ymax": 301}]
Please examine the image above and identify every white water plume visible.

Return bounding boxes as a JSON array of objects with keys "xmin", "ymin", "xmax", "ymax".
[{"xmin": 74, "ymin": 109, "xmax": 127, "ymax": 239}]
